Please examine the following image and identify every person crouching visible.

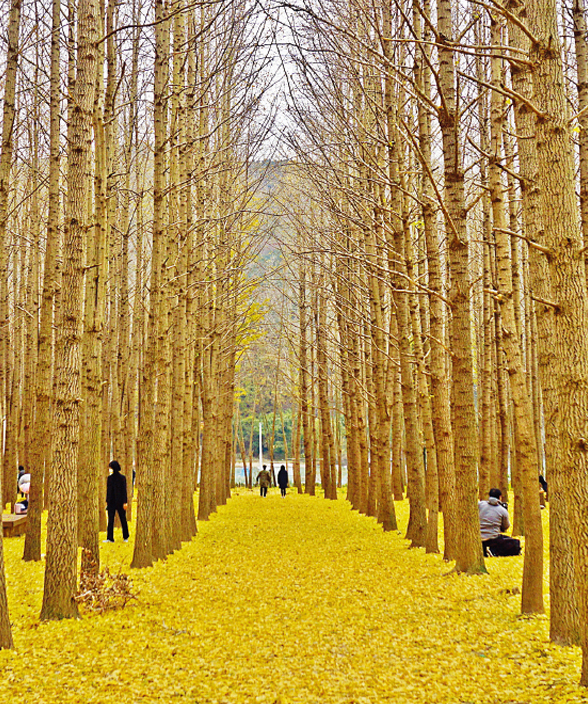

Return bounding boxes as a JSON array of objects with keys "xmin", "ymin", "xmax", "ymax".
[{"xmin": 479, "ymin": 488, "xmax": 521, "ymax": 557}]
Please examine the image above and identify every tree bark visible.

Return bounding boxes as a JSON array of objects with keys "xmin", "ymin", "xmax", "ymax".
[
  {"xmin": 436, "ymin": 0, "xmax": 485, "ymax": 573},
  {"xmin": 41, "ymin": 0, "xmax": 98, "ymax": 620}
]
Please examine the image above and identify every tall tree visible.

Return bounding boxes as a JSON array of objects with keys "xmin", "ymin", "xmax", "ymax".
[
  {"xmin": 41, "ymin": 0, "xmax": 98, "ymax": 620},
  {"xmin": 24, "ymin": 0, "xmax": 62, "ymax": 562},
  {"xmin": 435, "ymin": 0, "xmax": 485, "ymax": 574},
  {"xmin": 525, "ymin": 0, "xmax": 588, "ymax": 679}
]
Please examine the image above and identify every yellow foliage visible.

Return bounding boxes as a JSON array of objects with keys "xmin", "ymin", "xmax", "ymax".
[{"xmin": 0, "ymin": 491, "xmax": 584, "ymax": 702}]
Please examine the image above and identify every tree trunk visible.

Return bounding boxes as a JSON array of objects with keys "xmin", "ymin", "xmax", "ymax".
[
  {"xmin": 0, "ymin": 0, "xmax": 21, "ymax": 516},
  {"xmin": 78, "ymin": 4, "xmax": 107, "ymax": 573},
  {"xmin": 24, "ymin": 0, "xmax": 61, "ymax": 562},
  {"xmin": 509, "ymin": 1, "xmax": 580, "ymax": 646},
  {"xmin": 488, "ymin": 13, "xmax": 543, "ymax": 612},
  {"xmin": 41, "ymin": 0, "xmax": 98, "ymax": 620},
  {"xmin": 525, "ymin": 0, "xmax": 588, "ymax": 672},
  {"xmin": 436, "ymin": 0, "xmax": 485, "ymax": 573},
  {"xmin": 299, "ymin": 263, "xmax": 314, "ymax": 495}
]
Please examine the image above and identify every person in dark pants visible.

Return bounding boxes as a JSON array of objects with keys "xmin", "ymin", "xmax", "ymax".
[
  {"xmin": 256, "ymin": 465, "xmax": 271, "ymax": 497},
  {"xmin": 479, "ymin": 488, "xmax": 521, "ymax": 557},
  {"xmin": 539, "ymin": 474, "xmax": 548, "ymax": 499},
  {"xmin": 105, "ymin": 460, "xmax": 129, "ymax": 543},
  {"xmin": 277, "ymin": 465, "xmax": 288, "ymax": 497}
]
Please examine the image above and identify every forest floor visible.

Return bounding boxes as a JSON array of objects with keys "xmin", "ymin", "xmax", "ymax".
[{"xmin": 1, "ymin": 490, "xmax": 586, "ymax": 703}]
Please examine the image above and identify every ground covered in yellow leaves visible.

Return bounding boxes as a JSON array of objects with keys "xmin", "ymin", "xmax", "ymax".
[{"xmin": 1, "ymin": 491, "xmax": 586, "ymax": 703}]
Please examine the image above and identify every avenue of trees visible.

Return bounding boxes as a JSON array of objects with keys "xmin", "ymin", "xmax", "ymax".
[
  {"xmin": 240, "ymin": 0, "xmax": 588, "ymax": 683},
  {"xmin": 0, "ymin": 0, "xmax": 273, "ymax": 640},
  {"xmin": 1, "ymin": 0, "xmax": 588, "ymax": 688}
]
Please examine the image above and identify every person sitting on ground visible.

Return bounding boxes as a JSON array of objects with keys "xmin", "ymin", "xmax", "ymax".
[
  {"xmin": 15, "ymin": 472, "xmax": 30, "ymax": 514},
  {"xmin": 14, "ymin": 497, "xmax": 28, "ymax": 515},
  {"xmin": 256, "ymin": 464, "xmax": 271, "ymax": 497},
  {"xmin": 478, "ymin": 488, "xmax": 521, "ymax": 557}
]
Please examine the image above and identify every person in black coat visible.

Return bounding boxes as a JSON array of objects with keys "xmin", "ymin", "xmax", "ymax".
[
  {"xmin": 105, "ymin": 460, "xmax": 129, "ymax": 543},
  {"xmin": 277, "ymin": 465, "xmax": 288, "ymax": 497},
  {"xmin": 539, "ymin": 474, "xmax": 548, "ymax": 500}
]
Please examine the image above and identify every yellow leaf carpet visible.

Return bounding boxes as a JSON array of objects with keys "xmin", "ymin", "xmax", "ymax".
[{"xmin": 1, "ymin": 491, "xmax": 586, "ymax": 703}]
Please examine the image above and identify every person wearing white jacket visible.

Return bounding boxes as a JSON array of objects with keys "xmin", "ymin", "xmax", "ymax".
[{"xmin": 478, "ymin": 488, "xmax": 521, "ymax": 557}]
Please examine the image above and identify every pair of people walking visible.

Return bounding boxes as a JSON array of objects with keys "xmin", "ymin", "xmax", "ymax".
[{"xmin": 256, "ymin": 464, "xmax": 289, "ymax": 497}]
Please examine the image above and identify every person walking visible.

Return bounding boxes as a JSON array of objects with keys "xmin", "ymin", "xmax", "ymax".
[
  {"xmin": 256, "ymin": 464, "xmax": 271, "ymax": 497},
  {"xmin": 277, "ymin": 464, "xmax": 288, "ymax": 497},
  {"xmin": 105, "ymin": 460, "xmax": 129, "ymax": 543}
]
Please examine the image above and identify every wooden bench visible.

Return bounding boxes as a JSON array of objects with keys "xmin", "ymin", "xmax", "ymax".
[{"xmin": 2, "ymin": 514, "xmax": 27, "ymax": 537}]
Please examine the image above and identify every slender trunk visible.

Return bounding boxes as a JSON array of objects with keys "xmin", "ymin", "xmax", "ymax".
[
  {"xmin": 78, "ymin": 2, "xmax": 107, "ymax": 573},
  {"xmin": 316, "ymin": 268, "xmax": 337, "ymax": 500},
  {"xmin": 524, "ymin": 0, "xmax": 588, "ymax": 661},
  {"xmin": 41, "ymin": 0, "xmax": 98, "ymax": 619},
  {"xmin": 170, "ymin": 0, "xmax": 187, "ymax": 550},
  {"xmin": 0, "ymin": 0, "xmax": 21, "ymax": 526},
  {"xmin": 488, "ymin": 13, "xmax": 543, "ymax": 612},
  {"xmin": 25, "ymin": 0, "xmax": 62, "ymax": 562},
  {"xmin": 436, "ymin": 0, "xmax": 485, "ymax": 573},
  {"xmin": 387, "ymin": 138, "xmax": 426, "ymax": 545},
  {"xmin": 391, "ymin": 358, "xmax": 404, "ymax": 501},
  {"xmin": 0, "ymin": 0, "xmax": 19, "ymax": 629},
  {"xmin": 132, "ymin": 0, "xmax": 169, "ymax": 568},
  {"xmin": 300, "ymin": 263, "xmax": 314, "ymax": 495}
]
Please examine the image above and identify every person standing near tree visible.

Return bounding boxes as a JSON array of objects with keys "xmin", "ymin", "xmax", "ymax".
[
  {"xmin": 256, "ymin": 464, "xmax": 271, "ymax": 497},
  {"xmin": 105, "ymin": 460, "xmax": 129, "ymax": 543},
  {"xmin": 277, "ymin": 465, "xmax": 288, "ymax": 497}
]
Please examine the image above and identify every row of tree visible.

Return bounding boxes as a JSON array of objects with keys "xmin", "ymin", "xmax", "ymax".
[
  {"xmin": 1, "ymin": 0, "xmax": 588, "ymax": 688},
  {"xmin": 0, "ymin": 0, "xmax": 273, "ymax": 644},
  {"xmin": 233, "ymin": 0, "xmax": 588, "ymax": 685}
]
